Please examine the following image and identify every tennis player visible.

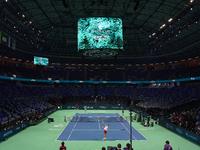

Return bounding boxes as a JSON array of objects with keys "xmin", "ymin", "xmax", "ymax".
[
  {"xmin": 102, "ymin": 119, "xmax": 109, "ymax": 140},
  {"xmin": 85, "ymin": 105, "xmax": 87, "ymax": 111}
]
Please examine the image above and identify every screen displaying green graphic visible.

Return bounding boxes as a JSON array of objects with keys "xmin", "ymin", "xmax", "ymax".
[
  {"xmin": 34, "ymin": 56, "xmax": 49, "ymax": 66},
  {"xmin": 78, "ymin": 17, "xmax": 123, "ymax": 50}
]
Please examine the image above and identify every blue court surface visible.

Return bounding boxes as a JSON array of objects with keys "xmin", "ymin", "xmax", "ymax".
[{"xmin": 56, "ymin": 113, "xmax": 147, "ymax": 141}]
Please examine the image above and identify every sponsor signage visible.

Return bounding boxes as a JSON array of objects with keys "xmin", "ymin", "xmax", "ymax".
[
  {"xmin": 159, "ymin": 119, "xmax": 200, "ymax": 145},
  {"xmin": 0, "ymin": 121, "xmax": 29, "ymax": 142},
  {"xmin": 62, "ymin": 105, "xmax": 129, "ymax": 110},
  {"xmin": 44, "ymin": 107, "xmax": 57, "ymax": 117}
]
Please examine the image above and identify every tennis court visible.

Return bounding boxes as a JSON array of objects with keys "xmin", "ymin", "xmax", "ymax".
[
  {"xmin": 56, "ymin": 113, "xmax": 147, "ymax": 141},
  {"xmin": 1, "ymin": 110, "xmax": 200, "ymax": 150}
]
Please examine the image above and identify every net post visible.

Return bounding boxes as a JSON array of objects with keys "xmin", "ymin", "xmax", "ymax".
[{"xmin": 129, "ymin": 106, "xmax": 132, "ymax": 148}]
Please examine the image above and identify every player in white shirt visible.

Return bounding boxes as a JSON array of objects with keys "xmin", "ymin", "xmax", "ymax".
[{"xmin": 102, "ymin": 119, "xmax": 109, "ymax": 140}]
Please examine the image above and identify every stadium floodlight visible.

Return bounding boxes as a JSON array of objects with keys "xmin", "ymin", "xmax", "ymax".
[
  {"xmin": 190, "ymin": 0, "xmax": 194, "ymax": 3},
  {"xmin": 168, "ymin": 18, "xmax": 173, "ymax": 22},
  {"xmin": 160, "ymin": 24, "xmax": 166, "ymax": 29},
  {"xmin": 22, "ymin": 14, "xmax": 25, "ymax": 17}
]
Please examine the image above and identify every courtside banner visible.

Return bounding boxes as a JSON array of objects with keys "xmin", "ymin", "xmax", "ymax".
[
  {"xmin": 62, "ymin": 104, "xmax": 129, "ymax": 110},
  {"xmin": 0, "ymin": 121, "xmax": 29, "ymax": 142},
  {"xmin": 159, "ymin": 119, "xmax": 200, "ymax": 145},
  {"xmin": 44, "ymin": 107, "xmax": 57, "ymax": 117}
]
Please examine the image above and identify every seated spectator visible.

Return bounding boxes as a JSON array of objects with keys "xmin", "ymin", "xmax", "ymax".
[
  {"xmin": 102, "ymin": 147, "xmax": 106, "ymax": 150},
  {"xmin": 117, "ymin": 143, "xmax": 122, "ymax": 150},
  {"xmin": 123, "ymin": 143, "xmax": 132, "ymax": 150}
]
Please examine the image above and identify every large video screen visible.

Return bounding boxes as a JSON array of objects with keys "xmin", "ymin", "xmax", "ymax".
[
  {"xmin": 78, "ymin": 17, "xmax": 123, "ymax": 50},
  {"xmin": 34, "ymin": 56, "xmax": 49, "ymax": 66}
]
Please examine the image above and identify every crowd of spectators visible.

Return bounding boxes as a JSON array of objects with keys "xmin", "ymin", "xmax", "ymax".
[
  {"xmin": 0, "ymin": 111, "xmax": 45, "ymax": 132},
  {"xmin": 101, "ymin": 143, "xmax": 133, "ymax": 150},
  {"xmin": 48, "ymin": 95, "xmax": 130, "ymax": 106},
  {"xmin": 167, "ymin": 109, "xmax": 200, "ymax": 135}
]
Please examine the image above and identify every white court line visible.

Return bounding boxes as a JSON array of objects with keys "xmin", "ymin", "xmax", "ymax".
[
  {"xmin": 116, "ymin": 113, "xmax": 148, "ymax": 140},
  {"xmin": 55, "ymin": 115, "xmax": 74, "ymax": 141},
  {"xmin": 73, "ymin": 129, "xmax": 125, "ymax": 131},
  {"xmin": 67, "ymin": 114, "xmax": 81, "ymax": 141},
  {"xmin": 114, "ymin": 114, "xmax": 137, "ymax": 140}
]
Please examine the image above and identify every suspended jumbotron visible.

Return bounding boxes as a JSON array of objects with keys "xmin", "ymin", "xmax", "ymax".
[{"xmin": 78, "ymin": 17, "xmax": 123, "ymax": 58}]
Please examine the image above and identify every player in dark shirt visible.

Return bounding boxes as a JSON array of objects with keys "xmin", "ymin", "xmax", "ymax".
[
  {"xmin": 164, "ymin": 140, "xmax": 172, "ymax": 150},
  {"xmin": 59, "ymin": 142, "xmax": 66, "ymax": 150}
]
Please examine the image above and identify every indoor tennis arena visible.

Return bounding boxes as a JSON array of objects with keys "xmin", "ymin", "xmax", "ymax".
[{"xmin": 0, "ymin": 0, "xmax": 200, "ymax": 150}]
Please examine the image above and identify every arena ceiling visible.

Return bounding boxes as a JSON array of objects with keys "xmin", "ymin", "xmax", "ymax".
[{"xmin": 0, "ymin": 0, "xmax": 200, "ymax": 64}]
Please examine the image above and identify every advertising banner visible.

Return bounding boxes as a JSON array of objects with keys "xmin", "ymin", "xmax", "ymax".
[
  {"xmin": 0, "ymin": 121, "xmax": 29, "ymax": 142},
  {"xmin": 159, "ymin": 119, "xmax": 200, "ymax": 145},
  {"xmin": 44, "ymin": 107, "xmax": 57, "ymax": 117},
  {"xmin": 62, "ymin": 105, "xmax": 129, "ymax": 110}
]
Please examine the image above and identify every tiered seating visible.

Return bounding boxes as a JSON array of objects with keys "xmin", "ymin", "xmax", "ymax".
[
  {"xmin": 98, "ymin": 87, "xmax": 115, "ymax": 96},
  {"xmin": 125, "ymin": 69, "xmax": 148, "ymax": 81},
  {"xmin": 25, "ymin": 86, "xmax": 56, "ymax": 97},
  {"xmin": 43, "ymin": 69, "xmax": 66, "ymax": 80},
  {"xmin": 138, "ymin": 86, "xmax": 183, "ymax": 108},
  {"xmin": 16, "ymin": 97, "xmax": 53, "ymax": 111},
  {"xmin": 0, "ymin": 96, "xmax": 53, "ymax": 125},
  {"xmin": 77, "ymin": 87, "xmax": 95, "ymax": 96},
  {"xmin": 117, "ymin": 86, "xmax": 134, "ymax": 97},
  {"xmin": 136, "ymin": 88, "xmax": 167, "ymax": 99},
  {"xmin": 87, "ymin": 69, "xmax": 105, "ymax": 80},
  {"xmin": 15, "ymin": 67, "xmax": 43, "ymax": 79},
  {"xmin": 58, "ymin": 85, "xmax": 74, "ymax": 96},
  {"xmin": 68, "ymin": 69, "xmax": 84, "ymax": 80},
  {"xmin": 1, "ymin": 64, "xmax": 200, "ymax": 81},
  {"xmin": 148, "ymin": 69, "xmax": 175, "ymax": 80},
  {"xmin": 107, "ymin": 70, "xmax": 123, "ymax": 81},
  {"xmin": 0, "ymin": 83, "xmax": 22, "ymax": 98},
  {"xmin": 138, "ymin": 86, "xmax": 200, "ymax": 109},
  {"xmin": 189, "ymin": 66, "xmax": 200, "ymax": 77},
  {"xmin": 171, "ymin": 86, "xmax": 200, "ymax": 107},
  {"xmin": 0, "ymin": 64, "xmax": 16, "ymax": 77},
  {"xmin": 171, "ymin": 66, "xmax": 198, "ymax": 79}
]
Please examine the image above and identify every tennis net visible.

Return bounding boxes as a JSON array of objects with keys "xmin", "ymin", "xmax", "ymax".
[{"xmin": 64, "ymin": 116, "xmax": 131, "ymax": 122}]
